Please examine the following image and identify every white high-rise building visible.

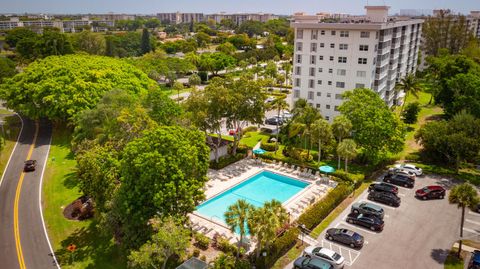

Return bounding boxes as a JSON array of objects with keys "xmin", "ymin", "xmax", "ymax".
[{"xmin": 291, "ymin": 6, "xmax": 423, "ymax": 121}]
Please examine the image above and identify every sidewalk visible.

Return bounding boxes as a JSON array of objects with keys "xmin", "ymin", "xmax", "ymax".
[{"xmin": 453, "ymin": 242, "xmax": 479, "ymax": 253}]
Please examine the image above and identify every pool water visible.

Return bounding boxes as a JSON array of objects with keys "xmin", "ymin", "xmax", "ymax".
[{"xmin": 196, "ymin": 170, "xmax": 309, "ymax": 224}]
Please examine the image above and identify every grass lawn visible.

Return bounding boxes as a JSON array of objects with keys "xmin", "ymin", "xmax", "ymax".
[
  {"xmin": 159, "ymin": 84, "xmax": 193, "ymax": 97},
  {"xmin": 43, "ymin": 127, "xmax": 126, "ymax": 269},
  {"xmin": 240, "ymin": 131, "xmax": 270, "ymax": 148},
  {"xmin": 0, "ymin": 112, "xmax": 21, "ymax": 179},
  {"xmin": 444, "ymin": 248, "xmax": 468, "ymax": 269}
]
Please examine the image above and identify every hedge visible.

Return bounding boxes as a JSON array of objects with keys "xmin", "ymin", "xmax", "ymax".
[
  {"xmin": 210, "ymin": 153, "xmax": 245, "ymax": 170},
  {"xmin": 331, "ymin": 170, "xmax": 365, "ymax": 186},
  {"xmin": 254, "ymin": 227, "xmax": 300, "ymax": 268},
  {"xmin": 297, "ymin": 184, "xmax": 352, "ymax": 230}
]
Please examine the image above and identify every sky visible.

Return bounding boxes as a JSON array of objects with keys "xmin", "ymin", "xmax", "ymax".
[{"xmin": 1, "ymin": 0, "xmax": 477, "ymax": 15}]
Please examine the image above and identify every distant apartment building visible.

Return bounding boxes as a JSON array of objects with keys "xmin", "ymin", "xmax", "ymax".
[
  {"xmin": 0, "ymin": 17, "xmax": 114, "ymax": 32},
  {"xmin": 291, "ymin": 6, "xmax": 423, "ymax": 121},
  {"xmin": 206, "ymin": 13, "xmax": 279, "ymax": 25},
  {"xmin": 468, "ymin": 11, "xmax": 480, "ymax": 38},
  {"xmin": 156, "ymin": 12, "xmax": 204, "ymax": 24}
]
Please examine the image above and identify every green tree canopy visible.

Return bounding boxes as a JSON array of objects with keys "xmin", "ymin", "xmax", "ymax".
[
  {"xmin": 237, "ymin": 20, "xmax": 265, "ymax": 38},
  {"xmin": 71, "ymin": 30, "xmax": 106, "ymax": 55},
  {"xmin": 1, "ymin": 54, "xmax": 155, "ymax": 122},
  {"xmin": 0, "ymin": 57, "xmax": 17, "ymax": 84},
  {"xmin": 5, "ymin": 28, "xmax": 37, "ymax": 47}
]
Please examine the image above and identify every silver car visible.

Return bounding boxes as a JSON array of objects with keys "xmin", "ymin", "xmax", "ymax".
[{"xmin": 303, "ymin": 246, "xmax": 345, "ymax": 269}]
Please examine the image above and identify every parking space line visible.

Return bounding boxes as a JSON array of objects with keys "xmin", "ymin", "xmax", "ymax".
[
  {"xmin": 361, "ymin": 200, "xmax": 397, "ymax": 210},
  {"xmin": 463, "ymin": 227, "xmax": 480, "ymax": 234},
  {"xmin": 466, "ymin": 219, "xmax": 480, "ymax": 226},
  {"xmin": 348, "ymin": 250, "xmax": 352, "ymax": 264},
  {"xmin": 468, "ymin": 211, "xmax": 480, "ymax": 216},
  {"xmin": 340, "ymin": 222, "xmax": 378, "ymax": 235},
  {"xmin": 397, "ymin": 193, "xmax": 406, "ymax": 197}
]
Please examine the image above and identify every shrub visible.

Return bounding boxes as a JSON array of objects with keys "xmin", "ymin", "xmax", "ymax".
[
  {"xmin": 217, "ymin": 236, "xmax": 239, "ymax": 254},
  {"xmin": 194, "ymin": 232, "xmax": 211, "ymax": 250},
  {"xmin": 200, "ymin": 255, "xmax": 207, "ymax": 262},
  {"xmin": 255, "ymin": 227, "xmax": 299, "ymax": 268},
  {"xmin": 297, "ymin": 184, "xmax": 352, "ymax": 230},
  {"xmin": 193, "ymin": 249, "xmax": 200, "ymax": 257},
  {"xmin": 242, "ymin": 126, "xmax": 258, "ymax": 133},
  {"xmin": 402, "ymin": 102, "xmax": 421, "ymax": 124},
  {"xmin": 210, "ymin": 153, "xmax": 245, "ymax": 169},
  {"xmin": 198, "ymin": 71, "xmax": 208, "ymax": 82},
  {"xmin": 262, "ymin": 142, "xmax": 277, "ymax": 152},
  {"xmin": 331, "ymin": 170, "xmax": 365, "ymax": 184}
]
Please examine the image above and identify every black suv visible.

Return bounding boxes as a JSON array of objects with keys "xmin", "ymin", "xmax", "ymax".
[
  {"xmin": 24, "ymin": 160, "xmax": 37, "ymax": 172},
  {"xmin": 383, "ymin": 174, "xmax": 415, "ymax": 188},
  {"xmin": 346, "ymin": 212, "xmax": 384, "ymax": 231},
  {"xmin": 325, "ymin": 228, "xmax": 364, "ymax": 248},
  {"xmin": 368, "ymin": 182, "xmax": 398, "ymax": 195},
  {"xmin": 368, "ymin": 190, "xmax": 401, "ymax": 207}
]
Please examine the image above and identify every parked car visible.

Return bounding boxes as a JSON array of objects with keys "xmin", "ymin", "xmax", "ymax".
[
  {"xmin": 24, "ymin": 160, "xmax": 37, "ymax": 172},
  {"xmin": 394, "ymin": 163, "xmax": 423, "ymax": 176},
  {"xmin": 415, "ymin": 185, "xmax": 446, "ymax": 200},
  {"xmin": 368, "ymin": 182, "xmax": 399, "ymax": 195},
  {"xmin": 468, "ymin": 250, "xmax": 480, "ymax": 269},
  {"xmin": 282, "ymin": 112, "xmax": 293, "ymax": 121},
  {"xmin": 388, "ymin": 167, "xmax": 416, "ymax": 179},
  {"xmin": 293, "ymin": 257, "xmax": 333, "ymax": 269},
  {"xmin": 383, "ymin": 173, "xmax": 415, "ymax": 188},
  {"xmin": 265, "ymin": 116, "xmax": 284, "ymax": 125},
  {"xmin": 368, "ymin": 190, "xmax": 401, "ymax": 207},
  {"xmin": 228, "ymin": 128, "xmax": 241, "ymax": 136},
  {"xmin": 265, "ymin": 97, "xmax": 275, "ymax": 103},
  {"xmin": 346, "ymin": 212, "xmax": 384, "ymax": 231},
  {"xmin": 303, "ymin": 246, "xmax": 345, "ymax": 269},
  {"xmin": 325, "ymin": 228, "xmax": 364, "ymax": 248},
  {"xmin": 351, "ymin": 202, "xmax": 385, "ymax": 219}
]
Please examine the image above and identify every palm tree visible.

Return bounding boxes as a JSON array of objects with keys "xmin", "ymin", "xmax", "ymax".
[
  {"xmin": 449, "ymin": 183, "xmax": 480, "ymax": 257},
  {"xmin": 311, "ymin": 119, "xmax": 333, "ymax": 162},
  {"xmin": 395, "ymin": 74, "xmax": 422, "ymax": 112},
  {"xmin": 268, "ymin": 98, "xmax": 289, "ymax": 150},
  {"xmin": 291, "ymin": 100, "xmax": 321, "ymax": 159},
  {"xmin": 281, "ymin": 62, "xmax": 292, "ymax": 89},
  {"xmin": 331, "ymin": 116, "xmax": 352, "ymax": 169},
  {"xmin": 336, "ymin": 139, "xmax": 358, "ymax": 173},
  {"xmin": 224, "ymin": 199, "xmax": 253, "ymax": 258}
]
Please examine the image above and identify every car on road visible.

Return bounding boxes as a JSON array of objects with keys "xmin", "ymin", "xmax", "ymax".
[
  {"xmin": 388, "ymin": 167, "xmax": 416, "ymax": 179},
  {"xmin": 282, "ymin": 112, "xmax": 293, "ymax": 121},
  {"xmin": 294, "ymin": 256, "xmax": 333, "ymax": 269},
  {"xmin": 383, "ymin": 173, "xmax": 415, "ymax": 188},
  {"xmin": 468, "ymin": 250, "xmax": 480, "ymax": 269},
  {"xmin": 303, "ymin": 246, "xmax": 345, "ymax": 269},
  {"xmin": 265, "ymin": 116, "xmax": 284, "ymax": 125},
  {"xmin": 394, "ymin": 163, "xmax": 423, "ymax": 176},
  {"xmin": 346, "ymin": 212, "xmax": 385, "ymax": 231},
  {"xmin": 325, "ymin": 228, "xmax": 364, "ymax": 248},
  {"xmin": 351, "ymin": 202, "xmax": 385, "ymax": 219},
  {"xmin": 24, "ymin": 160, "xmax": 37, "ymax": 172},
  {"xmin": 415, "ymin": 185, "xmax": 446, "ymax": 200},
  {"xmin": 368, "ymin": 182, "xmax": 399, "ymax": 195},
  {"xmin": 368, "ymin": 190, "xmax": 401, "ymax": 207}
]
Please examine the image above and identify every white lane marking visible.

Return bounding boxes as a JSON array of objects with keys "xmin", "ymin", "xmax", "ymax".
[
  {"xmin": 0, "ymin": 113, "xmax": 23, "ymax": 188},
  {"xmin": 340, "ymin": 222, "xmax": 378, "ymax": 235},
  {"xmin": 466, "ymin": 219, "xmax": 480, "ymax": 226},
  {"xmin": 37, "ymin": 128, "xmax": 60, "ymax": 269},
  {"xmin": 363, "ymin": 200, "xmax": 398, "ymax": 210},
  {"xmin": 468, "ymin": 211, "xmax": 480, "ymax": 216},
  {"xmin": 463, "ymin": 227, "xmax": 480, "ymax": 234},
  {"xmin": 348, "ymin": 250, "xmax": 352, "ymax": 264}
]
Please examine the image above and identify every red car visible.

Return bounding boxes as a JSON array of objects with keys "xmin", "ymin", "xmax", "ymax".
[
  {"xmin": 415, "ymin": 185, "xmax": 446, "ymax": 200},
  {"xmin": 228, "ymin": 128, "xmax": 241, "ymax": 136}
]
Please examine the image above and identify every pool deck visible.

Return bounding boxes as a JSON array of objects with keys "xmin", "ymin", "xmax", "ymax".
[{"xmin": 188, "ymin": 158, "xmax": 338, "ymax": 247}]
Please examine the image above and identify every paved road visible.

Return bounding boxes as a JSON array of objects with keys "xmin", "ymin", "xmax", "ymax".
[{"xmin": 0, "ymin": 117, "xmax": 58, "ymax": 269}]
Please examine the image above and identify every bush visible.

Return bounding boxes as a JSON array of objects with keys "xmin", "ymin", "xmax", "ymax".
[
  {"xmin": 217, "ymin": 236, "xmax": 239, "ymax": 254},
  {"xmin": 255, "ymin": 227, "xmax": 299, "ymax": 268},
  {"xmin": 261, "ymin": 142, "xmax": 277, "ymax": 152},
  {"xmin": 194, "ymin": 232, "xmax": 211, "ymax": 250},
  {"xmin": 193, "ymin": 249, "xmax": 200, "ymax": 257},
  {"xmin": 331, "ymin": 170, "xmax": 365, "ymax": 184},
  {"xmin": 198, "ymin": 71, "xmax": 208, "ymax": 82},
  {"xmin": 402, "ymin": 102, "xmax": 421, "ymax": 124},
  {"xmin": 297, "ymin": 184, "xmax": 352, "ymax": 230},
  {"xmin": 210, "ymin": 153, "xmax": 245, "ymax": 170},
  {"xmin": 243, "ymin": 126, "xmax": 258, "ymax": 133},
  {"xmin": 200, "ymin": 255, "xmax": 207, "ymax": 262}
]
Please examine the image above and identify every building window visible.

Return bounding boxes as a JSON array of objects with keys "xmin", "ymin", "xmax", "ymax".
[
  {"xmin": 360, "ymin": 31, "xmax": 370, "ymax": 38},
  {"xmin": 296, "ymin": 42, "xmax": 303, "ymax": 51},
  {"xmin": 358, "ymin": 58, "xmax": 367, "ymax": 64},
  {"xmin": 297, "ymin": 29, "xmax": 304, "ymax": 39},
  {"xmin": 326, "ymin": 104, "xmax": 331, "ymax": 109},
  {"xmin": 316, "ymin": 104, "xmax": 321, "ymax": 108},
  {"xmin": 338, "ymin": 57, "xmax": 347, "ymax": 63},
  {"xmin": 335, "ymin": 94, "xmax": 343, "ymax": 100},
  {"xmin": 321, "ymin": 30, "xmax": 325, "ymax": 35},
  {"xmin": 294, "ymin": 89, "xmax": 300, "ymax": 98},
  {"xmin": 356, "ymin": 70, "xmax": 366, "ymax": 77},
  {"xmin": 359, "ymin": 45, "xmax": 369, "ymax": 51},
  {"xmin": 317, "ymin": 80, "xmax": 322, "ymax": 85},
  {"xmin": 320, "ymin": 43, "xmax": 324, "ymax": 48},
  {"xmin": 337, "ymin": 69, "xmax": 346, "ymax": 76},
  {"xmin": 309, "ymin": 79, "xmax": 315, "ymax": 88},
  {"xmin": 296, "ymin": 54, "xmax": 302, "ymax": 64},
  {"xmin": 310, "ymin": 43, "xmax": 317, "ymax": 52},
  {"xmin": 319, "ymin": 55, "xmax": 324, "ymax": 60},
  {"xmin": 328, "ymin": 81, "xmax": 332, "ymax": 86},
  {"xmin": 329, "ymin": 56, "xmax": 334, "ymax": 61},
  {"xmin": 336, "ymin": 82, "xmax": 345, "ymax": 88},
  {"xmin": 325, "ymin": 116, "xmax": 330, "ymax": 120},
  {"xmin": 327, "ymin": 93, "xmax": 332, "ymax": 97},
  {"xmin": 355, "ymin": 83, "xmax": 365, "ymax": 88},
  {"xmin": 330, "ymin": 43, "xmax": 335, "ymax": 48},
  {"xmin": 310, "ymin": 55, "xmax": 316, "ymax": 64},
  {"xmin": 309, "ymin": 67, "xmax": 315, "ymax": 76},
  {"xmin": 311, "ymin": 30, "xmax": 318, "ymax": 40},
  {"xmin": 334, "ymin": 106, "xmax": 339, "ymax": 111},
  {"xmin": 318, "ymin": 68, "xmax": 323, "ymax": 72},
  {"xmin": 308, "ymin": 91, "xmax": 314, "ymax": 99},
  {"xmin": 339, "ymin": 44, "xmax": 348, "ymax": 50},
  {"xmin": 340, "ymin": 30, "xmax": 349, "ymax": 37},
  {"xmin": 317, "ymin": 92, "xmax": 321, "ymax": 96},
  {"xmin": 295, "ymin": 78, "xmax": 301, "ymax": 87},
  {"xmin": 331, "ymin": 30, "xmax": 336, "ymax": 36},
  {"xmin": 328, "ymin": 68, "xmax": 333, "ymax": 73},
  {"xmin": 295, "ymin": 66, "xmax": 301, "ymax": 75}
]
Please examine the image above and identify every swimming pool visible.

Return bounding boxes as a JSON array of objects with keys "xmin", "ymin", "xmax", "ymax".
[{"xmin": 196, "ymin": 170, "xmax": 309, "ymax": 224}]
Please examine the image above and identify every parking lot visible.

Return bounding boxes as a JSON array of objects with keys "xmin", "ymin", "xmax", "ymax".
[{"xmin": 297, "ymin": 174, "xmax": 478, "ymax": 269}]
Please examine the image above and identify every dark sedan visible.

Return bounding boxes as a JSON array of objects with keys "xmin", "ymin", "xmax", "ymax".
[
  {"xmin": 24, "ymin": 160, "xmax": 37, "ymax": 172},
  {"xmin": 351, "ymin": 202, "xmax": 385, "ymax": 219},
  {"xmin": 325, "ymin": 228, "xmax": 364, "ymax": 248},
  {"xmin": 383, "ymin": 174, "xmax": 415, "ymax": 188},
  {"xmin": 415, "ymin": 186, "xmax": 446, "ymax": 200},
  {"xmin": 265, "ymin": 117, "xmax": 284, "ymax": 125},
  {"xmin": 368, "ymin": 190, "xmax": 401, "ymax": 207},
  {"xmin": 294, "ymin": 257, "xmax": 333, "ymax": 269},
  {"xmin": 346, "ymin": 212, "xmax": 384, "ymax": 231},
  {"xmin": 368, "ymin": 182, "xmax": 399, "ymax": 195}
]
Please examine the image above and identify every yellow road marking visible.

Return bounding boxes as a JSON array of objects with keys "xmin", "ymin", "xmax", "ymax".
[{"xmin": 14, "ymin": 121, "xmax": 39, "ymax": 269}]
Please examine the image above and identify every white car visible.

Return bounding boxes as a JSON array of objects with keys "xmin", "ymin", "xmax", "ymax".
[
  {"xmin": 303, "ymin": 246, "xmax": 345, "ymax": 269},
  {"xmin": 394, "ymin": 163, "xmax": 423, "ymax": 176}
]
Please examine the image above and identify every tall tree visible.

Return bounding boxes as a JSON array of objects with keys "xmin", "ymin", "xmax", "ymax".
[
  {"xmin": 224, "ymin": 199, "xmax": 253, "ymax": 258},
  {"xmin": 448, "ymin": 183, "xmax": 479, "ymax": 257},
  {"xmin": 5, "ymin": 28, "xmax": 36, "ymax": 48},
  {"xmin": 128, "ymin": 216, "xmax": 190, "ymax": 269},
  {"xmin": 331, "ymin": 115, "xmax": 352, "ymax": 169},
  {"xmin": 290, "ymin": 99, "xmax": 321, "ymax": 158},
  {"xmin": 72, "ymin": 30, "xmax": 106, "ymax": 55},
  {"xmin": 140, "ymin": 28, "xmax": 152, "ymax": 55},
  {"xmin": 395, "ymin": 74, "xmax": 422, "ymax": 112},
  {"xmin": 311, "ymin": 118, "xmax": 334, "ymax": 162},
  {"xmin": 336, "ymin": 139, "xmax": 357, "ymax": 173},
  {"xmin": 268, "ymin": 98, "xmax": 289, "ymax": 150}
]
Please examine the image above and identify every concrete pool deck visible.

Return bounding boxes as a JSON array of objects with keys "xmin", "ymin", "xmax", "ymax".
[{"xmin": 189, "ymin": 158, "xmax": 338, "ymax": 246}]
